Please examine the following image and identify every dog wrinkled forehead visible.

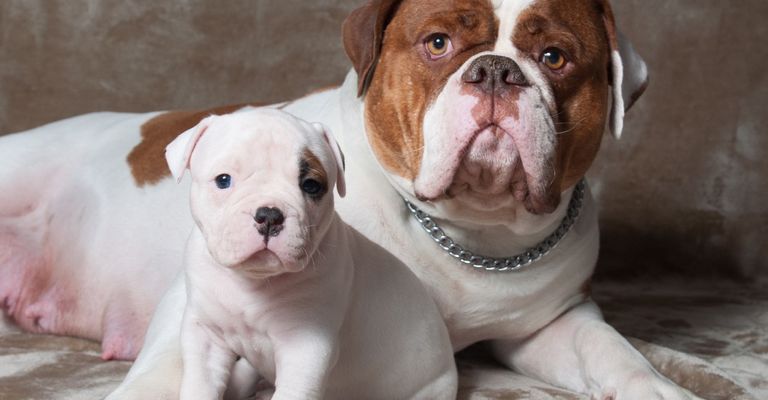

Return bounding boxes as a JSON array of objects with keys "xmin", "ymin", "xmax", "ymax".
[
  {"xmin": 343, "ymin": 0, "xmax": 647, "ymax": 135},
  {"xmin": 165, "ymin": 108, "xmax": 346, "ymax": 196}
]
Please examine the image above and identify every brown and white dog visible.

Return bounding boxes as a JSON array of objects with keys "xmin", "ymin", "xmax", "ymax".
[{"xmin": 0, "ymin": 0, "xmax": 701, "ymax": 399}]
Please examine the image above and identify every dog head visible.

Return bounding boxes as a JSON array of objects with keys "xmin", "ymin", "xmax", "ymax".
[
  {"xmin": 165, "ymin": 108, "xmax": 346, "ymax": 278},
  {"xmin": 344, "ymin": 0, "xmax": 647, "ymax": 221}
]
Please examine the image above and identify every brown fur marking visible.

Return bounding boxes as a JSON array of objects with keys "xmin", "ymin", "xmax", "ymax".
[
  {"xmin": 512, "ymin": 0, "xmax": 614, "ymax": 192},
  {"xmin": 300, "ymin": 149, "xmax": 329, "ymax": 198},
  {"xmin": 127, "ymin": 103, "xmax": 263, "ymax": 187},
  {"xmin": 351, "ymin": 0, "xmax": 617, "ymax": 194},
  {"xmin": 363, "ymin": 0, "xmax": 498, "ymax": 179}
]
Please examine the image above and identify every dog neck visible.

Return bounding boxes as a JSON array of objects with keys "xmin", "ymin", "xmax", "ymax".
[{"xmin": 402, "ymin": 181, "xmax": 587, "ymax": 270}]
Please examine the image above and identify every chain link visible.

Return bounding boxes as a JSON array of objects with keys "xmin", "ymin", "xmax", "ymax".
[{"xmin": 404, "ymin": 179, "xmax": 587, "ymax": 272}]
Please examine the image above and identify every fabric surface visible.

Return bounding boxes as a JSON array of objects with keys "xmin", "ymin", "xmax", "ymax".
[{"xmin": 1, "ymin": 279, "xmax": 764, "ymax": 399}]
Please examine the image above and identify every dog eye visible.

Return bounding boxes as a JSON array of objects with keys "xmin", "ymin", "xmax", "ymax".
[
  {"xmin": 300, "ymin": 178, "xmax": 324, "ymax": 196},
  {"xmin": 541, "ymin": 48, "xmax": 567, "ymax": 70},
  {"xmin": 215, "ymin": 174, "xmax": 232, "ymax": 189},
  {"xmin": 425, "ymin": 34, "xmax": 452, "ymax": 59}
]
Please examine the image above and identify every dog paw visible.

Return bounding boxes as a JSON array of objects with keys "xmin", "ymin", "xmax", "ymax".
[
  {"xmin": 252, "ymin": 387, "xmax": 275, "ymax": 400},
  {"xmin": 596, "ymin": 372, "xmax": 703, "ymax": 400}
]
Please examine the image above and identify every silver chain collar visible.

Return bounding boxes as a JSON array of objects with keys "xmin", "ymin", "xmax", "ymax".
[{"xmin": 404, "ymin": 179, "xmax": 587, "ymax": 272}]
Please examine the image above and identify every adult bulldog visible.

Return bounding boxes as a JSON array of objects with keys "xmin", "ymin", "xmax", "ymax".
[{"xmin": 0, "ymin": 0, "xmax": 699, "ymax": 398}]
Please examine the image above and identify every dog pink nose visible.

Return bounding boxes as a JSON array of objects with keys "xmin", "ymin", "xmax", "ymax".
[{"xmin": 255, "ymin": 207, "xmax": 285, "ymax": 240}]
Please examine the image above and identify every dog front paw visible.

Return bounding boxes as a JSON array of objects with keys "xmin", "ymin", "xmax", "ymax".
[{"xmin": 594, "ymin": 371, "xmax": 704, "ymax": 400}]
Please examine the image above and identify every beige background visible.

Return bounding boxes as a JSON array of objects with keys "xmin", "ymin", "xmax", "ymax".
[{"xmin": 1, "ymin": 0, "xmax": 766, "ymax": 279}]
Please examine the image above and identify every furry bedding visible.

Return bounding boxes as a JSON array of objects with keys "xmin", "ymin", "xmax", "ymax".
[{"xmin": 1, "ymin": 279, "xmax": 765, "ymax": 400}]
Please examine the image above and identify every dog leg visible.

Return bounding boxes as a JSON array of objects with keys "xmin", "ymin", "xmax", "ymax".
[
  {"xmin": 408, "ymin": 364, "xmax": 458, "ymax": 400},
  {"xmin": 224, "ymin": 358, "xmax": 262, "ymax": 400},
  {"xmin": 99, "ymin": 298, "xmax": 155, "ymax": 361},
  {"xmin": 271, "ymin": 334, "xmax": 337, "ymax": 400},
  {"xmin": 491, "ymin": 301, "xmax": 704, "ymax": 400},
  {"xmin": 180, "ymin": 318, "xmax": 237, "ymax": 400},
  {"xmin": 106, "ymin": 278, "xmax": 186, "ymax": 400}
]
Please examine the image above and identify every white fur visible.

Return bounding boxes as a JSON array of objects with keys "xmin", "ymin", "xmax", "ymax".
[
  {"xmin": 494, "ymin": 0, "xmax": 536, "ymax": 55},
  {"xmin": 1, "ymin": 2, "xmax": 672, "ymax": 399},
  {"xmin": 174, "ymin": 109, "xmax": 455, "ymax": 400}
]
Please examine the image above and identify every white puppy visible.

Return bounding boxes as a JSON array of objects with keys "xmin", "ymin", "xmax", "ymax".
[{"xmin": 164, "ymin": 108, "xmax": 457, "ymax": 400}]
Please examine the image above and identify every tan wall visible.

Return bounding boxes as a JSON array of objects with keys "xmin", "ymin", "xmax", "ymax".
[
  {"xmin": 591, "ymin": 0, "xmax": 768, "ymax": 279},
  {"xmin": 1, "ymin": 1, "xmax": 765, "ymax": 278}
]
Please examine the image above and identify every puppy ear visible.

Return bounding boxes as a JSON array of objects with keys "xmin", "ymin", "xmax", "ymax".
[
  {"xmin": 597, "ymin": 0, "xmax": 649, "ymax": 139},
  {"xmin": 312, "ymin": 122, "xmax": 346, "ymax": 198},
  {"xmin": 342, "ymin": 0, "xmax": 403, "ymax": 97},
  {"xmin": 165, "ymin": 116, "xmax": 214, "ymax": 183}
]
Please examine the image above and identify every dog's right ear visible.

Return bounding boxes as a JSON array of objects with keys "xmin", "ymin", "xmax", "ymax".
[
  {"xmin": 342, "ymin": 0, "xmax": 403, "ymax": 97},
  {"xmin": 312, "ymin": 122, "xmax": 347, "ymax": 198},
  {"xmin": 165, "ymin": 116, "xmax": 215, "ymax": 183},
  {"xmin": 595, "ymin": 0, "xmax": 649, "ymax": 139}
]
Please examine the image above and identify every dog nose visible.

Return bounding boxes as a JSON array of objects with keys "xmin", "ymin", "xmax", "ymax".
[
  {"xmin": 254, "ymin": 207, "xmax": 285, "ymax": 239},
  {"xmin": 462, "ymin": 55, "xmax": 528, "ymax": 93}
]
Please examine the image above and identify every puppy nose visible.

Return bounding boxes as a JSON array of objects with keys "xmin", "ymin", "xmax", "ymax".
[
  {"xmin": 254, "ymin": 207, "xmax": 285, "ymax": 239},
  {"xmin": 462, "ymin": 55, "xmax": 528, "ymax": 93}
]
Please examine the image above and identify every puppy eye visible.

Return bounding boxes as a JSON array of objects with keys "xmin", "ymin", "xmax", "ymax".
[
  {"xmin": 541, "ymin": 48, "xmax": 567, "ymax": 70},
  {"xmin": 215, "ymin": 174, "xmax": 232, "ymax": 189},
  {"xmin": 425, "ymin": 34, "xmax": 452, "ymax": 59},
  {"xmin": 300, "ymin": 178, "xmax": 324, "ymax": 196}
]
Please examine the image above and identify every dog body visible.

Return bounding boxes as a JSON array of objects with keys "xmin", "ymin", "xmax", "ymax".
[
  {"xmin": 277, "ymin": 82, "xmax": 598, "ymax": 352},
  {"xmin": 0, "ymin": 112, "xmax": 191, "ymax": 359},
  {"xmin": 2, "ymin": 1, "xmax": 702, "ymax": 399},
  {"xmin": 167, "ymin": 110, "xmax": 455, "ymax": 400}
]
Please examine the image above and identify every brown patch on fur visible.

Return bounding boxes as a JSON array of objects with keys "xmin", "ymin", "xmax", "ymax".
[
  {"xmin": 127, "ymin": 103, "xmax": 262, "ymax": 186},
  {"xmin": 347, "ymin": 0, "xmax": 621, "ymax": 198},
  {"xmin": 300, "ymin": 149, "xmax": 329, "ymax": 198},
  {"xmin": 361, "ymin": 0, "xmax": 498, "ymax": 179},
  {"xmin": 512, "ymin": 0, "xmax": 615, "ymax": 192}
]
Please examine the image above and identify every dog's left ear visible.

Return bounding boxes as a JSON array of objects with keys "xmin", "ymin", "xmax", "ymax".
[
  {"xmin": 312, "ymin": 122, "xmax": 346, "ymax": 198},
  {"xmin": 165, "ymin": 116, "xmax": 215, "ymax": 183},
  {"xmin": 342, "ymin": 0, "xmax": 404, "ymax": 97},
  {"xmin": 597, "ymin": 0, "xmax": 649, "ymax": 139}
]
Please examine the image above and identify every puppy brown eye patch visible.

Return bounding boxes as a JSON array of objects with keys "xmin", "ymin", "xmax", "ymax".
[{"xmin": 299, "ymin": 150, "xmax": 328, "ymax": 199}]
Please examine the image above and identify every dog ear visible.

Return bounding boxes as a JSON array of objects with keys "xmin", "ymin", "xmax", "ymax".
[
  {"xmin": 312, "ymin": 122, "xmax": 347, "ymax": 198},
  {"xmin": 597, "ymin": 0, "xmax": 649, "ymax": 139},
  {"xmin": 342, "ymin": 0, "xmax": 403, "ymax": 97},
  {"xmin": 165, "ymin": 116, "xmax": 215, "ymax": 183}
]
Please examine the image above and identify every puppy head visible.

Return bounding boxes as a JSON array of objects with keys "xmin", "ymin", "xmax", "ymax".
[
  {"xmin": 344, "ymin": 0, "xmax": 648, "ymax": 220},
  {"xmin": 165, "ymin": 108, "xmax": 346, "ymax": 278}
]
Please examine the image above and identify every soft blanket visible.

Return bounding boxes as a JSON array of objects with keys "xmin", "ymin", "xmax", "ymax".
[{"xmin": 1, "ymin": 279, "xmax": 765, "ymax": 399}]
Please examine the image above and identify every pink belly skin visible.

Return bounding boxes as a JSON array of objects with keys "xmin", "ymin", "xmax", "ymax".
[{"xmin": 0, "ymin": 226, "xmax": 149, "ymax": 361}]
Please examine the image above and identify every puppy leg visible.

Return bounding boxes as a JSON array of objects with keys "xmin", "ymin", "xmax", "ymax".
[
  {"xmin": 180, "ymin": 312, "xmax": 237, "ymax": 400},
  {"xmin": 491, "ymin": 301, "xmax": 703, "ymax": 400},
  {"xmin": 408, "ymin": 364, "xmax": 458, "ymax": 400},
  {"xmin": 272, "ymin": 334, "xmax": 337, "ymax": 400},
  {"xmin": 224, "ymin": 358, "xmax": 262, "ymax": 400}
]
